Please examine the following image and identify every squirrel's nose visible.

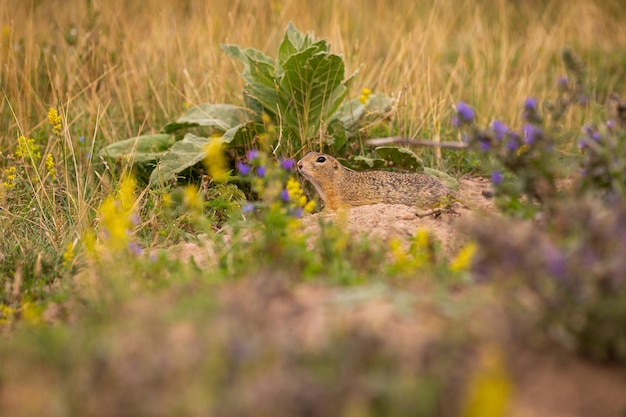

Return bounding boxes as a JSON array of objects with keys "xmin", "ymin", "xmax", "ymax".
[{"xmin": 297, "ymin": 162, "xmax": 303, "ymax": 170}]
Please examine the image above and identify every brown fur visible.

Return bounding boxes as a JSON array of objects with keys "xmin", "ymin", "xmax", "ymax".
[{"xmin": 297, "ymin": 152, "xmax": 454, "ymax": 210}]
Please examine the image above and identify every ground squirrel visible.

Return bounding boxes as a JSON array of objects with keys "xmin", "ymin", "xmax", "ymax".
[{"xmin": 297, "ymin": 152, "xmax": 455, "ymax": 211}]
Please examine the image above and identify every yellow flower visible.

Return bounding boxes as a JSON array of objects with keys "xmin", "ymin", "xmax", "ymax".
[
  {"xmin": 516, "ymin": 144, "xmax": 529, "ymax": 156},
  {"xmin": 15, "ymin": 136, "xmax": 41, "ymax": 162},
  {"xmin": 412, "ymin": 229, "xmax": 430, "ymax": 251},
  {"xmin": 162, "ymin": 192, "xmax": 173, "ymax": 208},
  {"xmin": 204, "ymin": 135, "xmax": 228, "ymax": 182},
  {"xmin": 389, "ymin": 230, "xmax": 432, "ymax": 274},
  {"xmin": 48, "ymin": 107, "xmax": 63, "ymax": 136},
  {"xmin": 286, "ymin": 177, "xmax": 303, "ymax": 199},
  {"xmin": 0, "ymin": 304, "xmax": 15, "ymax": 326},
  {"xmin": 117, "ymin": 174, "xmax": 136, "ymax": 213},
  {"xmin": 62, "ymin": 242, "xmax": 75, "ymax": 267},
  {"xmin": 462, "ymin": 344, "xmax": 512, "ymax": 417},
  {"xmin": 97, "ymin": 175, "xmax": 137, "ymax": 252},
  {"xmin": 99, "ymin": 197, "xmax": 130, "ymax": 251},
  {"xmin": 2, "ymin": 166, "xmax": 17, "ymax": 189},
  {"xmin": 285, "ymin": 176, "xmax": 314, "ymax": 213},
  {"xmin": 21, "ymin": 301, "xmax": 43, "ymax": 326},
  {"xmin": 389, "ymin": 238, "xmax": 408, "ymax": 265},
  {"xmin": 182, "ymin": 184, "xmax": 204, "ymax": 212},
  {"xmin": 304, "ymin": 200, "xmax": 316, "ymax": 213},
  {"xmin": 83, "ymin": 229, "xmax": 97, "ymax": 258},
  {"xmin": 449, "ymin": 241, "xmax": 477, "ymax": 273},
  {"xmin": 359, "ymin": 87, "xmax": 372, "ymax": 105},
  {"xmin": 45, "ymin": 153, "xmax": 56, "ymax": 180}
]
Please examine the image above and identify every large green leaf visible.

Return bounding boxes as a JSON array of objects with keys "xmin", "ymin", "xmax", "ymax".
[
  {"xmin": 322, "ymin": 67, "xmax": 359, "ymax": 123},
  {"xmin": 149, "ymin": 133, "xmax": 210, "ymax": 185},
  {"xmin": 374, "ymin": 146, "xmax": 424, "ymax": 172},
  {"xmin": 331, "ymin": 93, "xmax": 392, "ymax": 133},
  {"xmin": 163, "ymin": 104, "xmax": 258, "ymax": 134},
  {"xmin": 279, "ymin": 47, "xmax": 346, "ymax": 140},
  {"xmin": 344, "ymin": 156, "xmax": 387, "ymax": 170},
  {"xmin": 221, "ymin": 45, "xmax": 279, "ymax": 113},
  {"xmin": 98, "ymin": 133, "xmax": 175, "ymax": 164},
  {"xmin": 332, "ymin": 98, "xmax": 366, "ymax": 132},
  {"xmin": 222, "ymin": 121, "xmax": 258, "ymax": 145},
  {"xmin": 366, "ymin": 93, "xmax": 393, "ymax": 114},
  {"xmin": 278, "ymin": 22, "xmax": 314, "ymax": 65}
]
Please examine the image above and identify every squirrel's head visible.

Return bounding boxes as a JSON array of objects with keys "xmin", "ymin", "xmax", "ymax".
[{"xmin": 297, "ymin": 152, "xmax": 342, "ymax": 185}]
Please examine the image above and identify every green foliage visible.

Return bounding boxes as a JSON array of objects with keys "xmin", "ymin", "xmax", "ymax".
[
  {"xmin": 100, "ymin": 23, "xmax": 397, "ymax": 186},
  {"xmin": 149, "ymin": 133, "xmax": 217, "ymax": 184},
  {"xmin": 223, "ymin": 22, "xmax": 358, "ymax": 151},
  {"xmin": 98, "ymin": 133, "xmax": 175, "ymax": 164},
  {"xmin": 326, "ymin": 92, "xmax": 394, "ymax": 154}
]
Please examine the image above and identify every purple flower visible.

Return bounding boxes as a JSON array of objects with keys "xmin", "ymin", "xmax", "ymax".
[
  {"xmin": 544, "ymin": 244, "xmax": 566, "ymax": 279},
  {"xmin": 491, "ymin": 120, "xmax": 508, "ymax": 141},
  {"xmin": 236, "ymin": 162, "xmax": 251, "ymax": 175},
  {"xmin": 506, "ymin": 132, "xmax": 520, "ymax": 152},
  {"xmin": 583, "ymin": 125, "xmax": 600, "ymax": 141},
  {"xmin": 491, "ymin": 171, "xmax": 503, "ymax": 185},
  {"xmin": 579, "ymin": 95, "xmax": 589, "ymax": 106},
  {"xmin": 280, "ymin": 189, "xmax": 290, "ymax": 202},
  {"xmin": 280, "ymin": 158, "xmax": 295, "ymax": 170},
  {"xmin": 256, "ymin": 166, "xmax": 266, "ymax": 178},
  {"xmin": 456, "ymin": 102, "xmax": 475, "ymax": 123},
  {"xmin": 246, "ymin": 149, "xmax": 259, "ymax": 160},
  {"xmin": 607, "ymin": 120, "xmax": 615, "ymax": 131},
  {"xmin": 242, "ymin": 203, "xmax": 254, "ymax": 213},
  {"xmin": 524, "ymin": 97, "xmax": 538, "ymax": 111},
  {"xmin": 128, "ymin": 241, "xmax": 143, "ymax": 256},
  {"xmin": 79, "ymin": 136, "xmax": 85, "ymax": 143},
  {"xmin": 479, "ymin": 140, "xmax": 491, "ymax": 152},
  {"xmin": 291, "ymin": 207, "xmax": 304, "ymax": 218},
  {"xmin": 523, "ymin": 124, "xmax": 541, "ymax": 144},
  {"xmin": 556, "ymin": 76, "xmax": 568, "ymax": 90}
]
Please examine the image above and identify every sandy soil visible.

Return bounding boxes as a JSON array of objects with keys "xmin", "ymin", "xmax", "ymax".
[{"xmin": 301, "ymin": 176, "xmax": 496, "ymax": 256}]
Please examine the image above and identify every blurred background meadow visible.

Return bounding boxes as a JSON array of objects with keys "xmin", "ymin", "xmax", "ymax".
[{"xmin": 1, "ymin": 0, "xmax": 626, "ymax": 416}]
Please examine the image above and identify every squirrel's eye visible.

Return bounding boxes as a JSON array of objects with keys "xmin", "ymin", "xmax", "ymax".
[{"xmin": 316, "ymin": 156, "xmax": 326, "ymax": 163}]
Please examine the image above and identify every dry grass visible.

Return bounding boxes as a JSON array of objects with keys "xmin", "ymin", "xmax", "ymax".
[{"xmin": 2, "ymin": 0, "xmax": 625, "ymax": 144}]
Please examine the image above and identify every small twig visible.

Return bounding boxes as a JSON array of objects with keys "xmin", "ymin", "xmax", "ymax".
[
  {"xmin": 366, "ymin": 137, "xmax": 468, "ymax": 150},
  {"xmin": 415, "ymin": 207, "xmax": 447, "ymax": 218}
]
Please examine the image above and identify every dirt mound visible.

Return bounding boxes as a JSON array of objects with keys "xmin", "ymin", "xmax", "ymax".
[{"xmin": 301, "ymin": 176, "xmax": 496, "ymax": 255}]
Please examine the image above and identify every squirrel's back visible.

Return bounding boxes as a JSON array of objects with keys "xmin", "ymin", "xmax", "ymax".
[{"xmin": 297, "ymin": 152, "xmax": 454, "ymax": 210}]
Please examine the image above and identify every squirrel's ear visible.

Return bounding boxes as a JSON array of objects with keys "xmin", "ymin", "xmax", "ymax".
[{"xmin": 333, "ymin": 160, "xmax": 339, "ymax": 170}]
